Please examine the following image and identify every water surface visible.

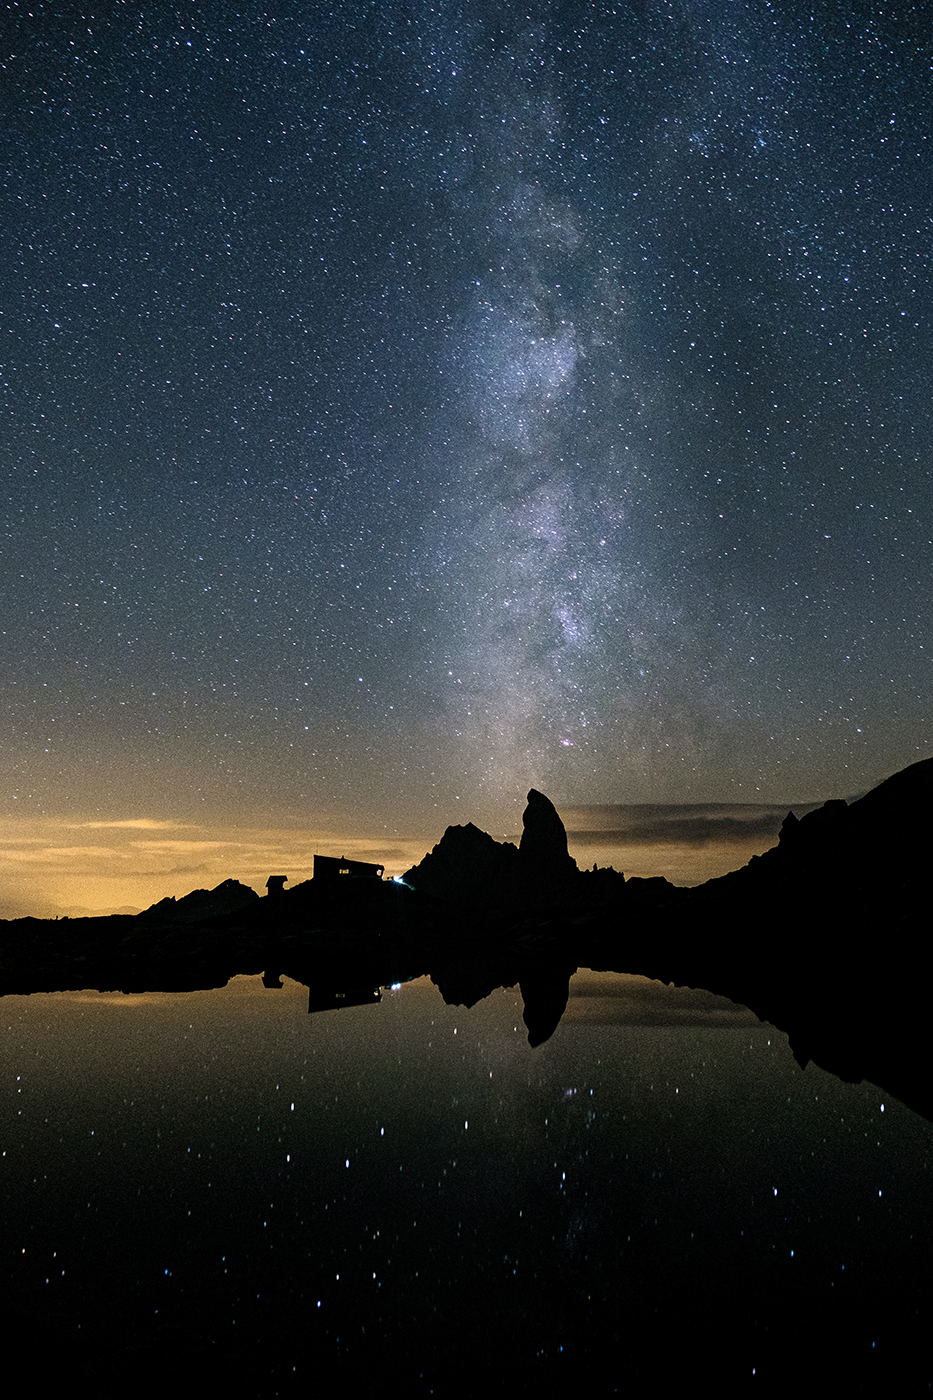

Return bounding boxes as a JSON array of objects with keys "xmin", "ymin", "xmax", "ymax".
[{"xmin": 2, "ymin": 971, "xmax": 930, "ymax": 1393}]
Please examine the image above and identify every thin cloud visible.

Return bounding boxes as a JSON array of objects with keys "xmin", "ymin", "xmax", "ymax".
[
  {"xmin": 76, "ymin": 819, "xmax": 196, "ymax": 831},
  {"xmin": 565, "ymin": 802, "xmax": 819, "ymax": 849},
  {"xmin": 570, "ymin": 814, "xmax": 784, "ymax": 848}
]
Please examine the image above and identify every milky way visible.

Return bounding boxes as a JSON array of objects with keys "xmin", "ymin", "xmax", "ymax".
[{"xmin": 2, "ymin": 2, "xmax": 930, "ymax": 848}]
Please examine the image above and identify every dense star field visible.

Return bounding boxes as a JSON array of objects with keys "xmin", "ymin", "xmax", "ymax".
[{"xmin": 2, "ymin": 2, "xmax": 931, "ymax": 911}]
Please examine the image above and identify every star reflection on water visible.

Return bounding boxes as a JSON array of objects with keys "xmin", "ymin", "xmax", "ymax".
[{"xmin": 1, "ymin": 970, "xmax": 930, "ymax": 1394}]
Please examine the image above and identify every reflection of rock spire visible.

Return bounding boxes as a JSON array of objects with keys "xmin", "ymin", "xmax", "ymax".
[{"xmin": 519, "ymin": 961, "xmax": 575, "ymax": 1048}]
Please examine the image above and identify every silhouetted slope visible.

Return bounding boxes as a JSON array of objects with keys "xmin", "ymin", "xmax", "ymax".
[{"xmin": 676, "ymin": 756, "xmax": 933, "ymax": 1114}]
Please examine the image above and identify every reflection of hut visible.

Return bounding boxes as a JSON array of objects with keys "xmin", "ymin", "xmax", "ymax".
[
  {"xmin": 313, "ymin": 855, "xmax": 385, "ymax": 880},
  {"xmin": 265, "ymin": 875, "xmax": 288, "ymax": 897}
]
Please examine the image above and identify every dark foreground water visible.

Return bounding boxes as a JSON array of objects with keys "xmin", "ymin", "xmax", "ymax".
[{"xmin": 1, "ymin": 971, "xmax": 931, "ymax": 1395}]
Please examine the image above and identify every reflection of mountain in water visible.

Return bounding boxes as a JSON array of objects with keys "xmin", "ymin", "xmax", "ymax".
[{"xmin": 1, "ymin": 758, "xmax": 931, "ymax": 1119}]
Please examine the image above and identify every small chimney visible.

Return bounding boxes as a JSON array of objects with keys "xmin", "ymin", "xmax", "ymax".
[{"xmin": 266, "ymin": 875, "xmax": 288, "ymax": 897}]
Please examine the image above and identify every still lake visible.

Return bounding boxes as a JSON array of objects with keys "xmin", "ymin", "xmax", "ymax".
[{"xmin": 2, "ymin": 969, "xmax": 931, "ymax": 1394}]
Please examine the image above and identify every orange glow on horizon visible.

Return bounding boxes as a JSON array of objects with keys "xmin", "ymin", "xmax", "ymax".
[{"xmin": 0, "ymin": 806, "xmax": 784, "ymax": 919}]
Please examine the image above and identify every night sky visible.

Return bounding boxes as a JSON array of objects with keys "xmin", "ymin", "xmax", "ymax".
[{"xmin": 2, "ymin": 2, "xmax": 931, "ymax": 912}]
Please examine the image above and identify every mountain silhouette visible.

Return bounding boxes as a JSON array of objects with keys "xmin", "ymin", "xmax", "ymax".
[{"xmin": 0, "ymin": 758, "xmax": 930, "ymax": 1118}]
